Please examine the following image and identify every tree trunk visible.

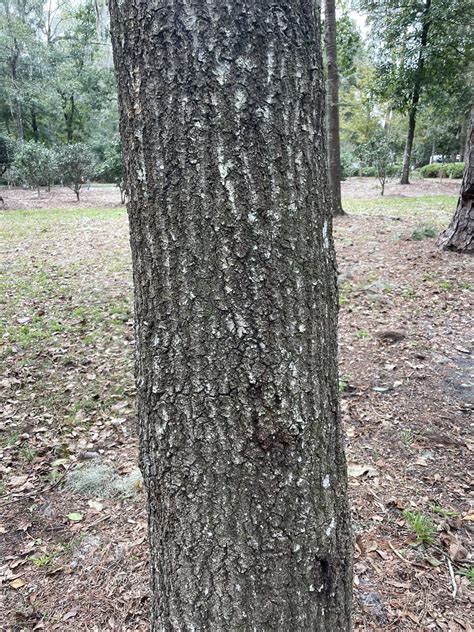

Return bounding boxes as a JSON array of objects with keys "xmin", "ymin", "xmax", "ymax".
[
  {"xmin": 110, "ymin": 1, "xmax": 352, "ymax": 629},
  {"xmin": 400, "ymin": 0, "xmax": 431, "ymax": 185},
  {"xmin": 31, "ymin": 105, "xmax": 39, "ymax": 142},
  {"xmin": 401, "ymin": 104, "xmax": 417, "ymax": 184},
  {"xmin": 324, "ymin": 0, "xmax": 344, "ymax": 216},
  {"xmin": 438, "ymin": 104, "xmax": 474, "ymax": 253},
  {"xmin": 10, "ymin": 46, "xmax": 24, "ymax": 141},
  {"xmin": 62, "ymin": 95, "xmax": 75, "ymax": 144}
]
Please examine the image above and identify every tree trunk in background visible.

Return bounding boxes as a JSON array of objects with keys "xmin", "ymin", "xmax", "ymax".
[
  {"xmin": 10, "ymin": 47, "xmax": 24, "ymax": 141},
  {"xmin": 401, "ymin": 104, "xmax": 418, "ymax": 184},
  {"xmin": 31, "ymin": 106, "xmax": 39, "ymax": 141},
  {"xmin": 324, "ymin": 0, "xmax": 344, "ymax": 215},
  {"xmin": 438, "ymin": 104, "xmax": 474, "ymax": 253},
  {"xmin": 110, "ymin": 1, "xmax": 352, "ymax": 629},
  {"xmin": 400, "ymin": 0, "xmax": 431, "ymax": 185}
]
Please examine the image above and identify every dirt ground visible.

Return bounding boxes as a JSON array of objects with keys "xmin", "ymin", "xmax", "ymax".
[
  {"xmin": 0, "ymin": 176, "xmax": 461, "ymax": 210},
  {"xmin": 0, "ymin": 180, "xmax": 472, "ymax": 630}
]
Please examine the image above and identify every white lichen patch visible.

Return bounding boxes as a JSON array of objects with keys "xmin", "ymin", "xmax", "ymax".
[
  {"xmin": 235, "ymin": 87, "xmax": 246, "ymax": 110},
  {"xmin": 66, "ymin": 463, "xmax": 143, "ymax": 498},
  {"xmin": 215, "ymin": 61, "xmax": 231, "ymax": 85},
  {"xmin": 322, "ymin": 220, "xmax": 329, "ymax": 249},
  {"xmin": 325, "ymin": 518, "xmax": 335, "ymax": 537}
]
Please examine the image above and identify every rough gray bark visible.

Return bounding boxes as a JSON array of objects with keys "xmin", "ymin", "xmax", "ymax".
[
  {"xmin": 324, "ymin": 0, "xmax": 344, "ymax": 216},
  {"xmin": 400, "ymin": 0, "xmax": 431, "ymax": 185},
  {"xmin": 109, "ymin": 1, "xmax": 352, "ymax": 629},
  {"xmin": 438, "ymin": 104, "xmax": 474, "ymax": 253}
]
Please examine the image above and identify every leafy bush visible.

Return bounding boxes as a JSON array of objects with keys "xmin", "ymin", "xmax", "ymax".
[
  {"xmin": 445, "ymin": 162, "xmax": 464, "ymax": 179},
  {"xmin": 357, "ymin": 131, "xmax": 398, "ymax": 194},
  {"xmin": 361, "ymin": 165, "xmax": 377, "ymax": 177},
  {"xmin": 420, "ymin": 164, "xmax": 443, "ymax": 178},
  {"xmin": 420, "ymin": 162, "xmax": 464, "ymax": 179},
  {"xmin": 12, "ymin": 141, "xmax": 57, "ymax": 196},
  {"xmin": 385, "ymin": 162, "xmax": 403, "ymax": 177},
  {"xmin": 340, "ymin": 148, "xmax": 358, "ymax": 180},
  {"xmin": 411, "ymin": 225, "xmax": 437, "ymax": 241},
  {"xmin": 57, "ymin": 143, "xmax": 96, "ymax": 200},
  {"xmin": 0, "ymin": 135, "xmax": 14, "ymax": 177},
  {"xmin": 344, "ymin": 163, "xmax": 402, "ymax": 178},
  {"xmin": 97, "ymin": 138, "xmax": 125, "ymax": 202}
]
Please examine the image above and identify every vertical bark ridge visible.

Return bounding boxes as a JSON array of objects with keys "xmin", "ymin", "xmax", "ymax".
[{"xmin": 110, "ymin": 0, "xmax": 352, "ymax": 629}]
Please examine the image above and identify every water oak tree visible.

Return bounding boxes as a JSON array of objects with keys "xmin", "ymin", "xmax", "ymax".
[
  {"xmin": 110, "ymin": 1, "xmax": 352, "ymax": 629},
  {"xmin": 438, "ymin": 104, "xmax": 474, "ymax": 253}
]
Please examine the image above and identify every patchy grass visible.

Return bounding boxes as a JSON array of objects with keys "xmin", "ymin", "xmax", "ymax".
[
  {"xmin": 344, "ymin": 195, "xmax": 456, "ymax": 225},
  {"xmin": 1, "ymin": 188, "xmax": 473, "ymax": 630},
  {"xmin": 403, "ymin": 509, "xmax": 437, "ymax": 545}
]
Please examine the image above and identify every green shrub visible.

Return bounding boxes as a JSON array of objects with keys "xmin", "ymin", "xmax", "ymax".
[
  {"xmin": 445, "ymin": 162, "xmax": 464, "ymax": 179},
  {"xmin": 411, "ymin": 225, "xmax": 437, "ymax": 241},
  {"xmin": 97, "ymin": 137, "xmax": 124, "ymax": 202},
  {"xmin": 340, "ymin": 149, "xmax": 357, "ymax": 180},
  {"xmin": 386, "ymin": 162, "xmax": 403, "ymax": 177},
  {"xmin": 0, "ymin": 135, "xmax": 14, "ymax": 177},
  {"xmin": 420, "ymin": 162, "xmax": 464, "ymax": 179},
  {"xmin": 57, "ymin": 143, "xmax": 96, "ymax": 201},
  {"xmin": 12, "ymin": 141, "xmax": 57, "ymax": 196},
  {"xmin": 419, "ymin": 164, "xmax": 442, "ymax": 178},
  {"xmin": 345, "ymin": 164, "xmax": 403, "ymax": 178}
]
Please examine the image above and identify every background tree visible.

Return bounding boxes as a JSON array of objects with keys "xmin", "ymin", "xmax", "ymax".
[
  {"xmin": 437, "ymin": 104, "xmax": 474, "ymax": 252},
  {"xmin": 360, "ymin": 127, "xmax": 396, "ymax": 195},
  {"xmin": 0, "ymin": 134, "xmax": 13, "ymax": 176},
  {"xmin": 0, "ymin": 0, "xmax": 117, "ymax": 148},
  {"xmin": 110, "ymin": 0, "xmax": 352, "ymax": 629},
  {"xmin": 358, "ymin": 0, "xmax": 474, "ymax": 184},
  {"xmin": 12, "ymin": 140, "xmax": 54, "ymax": 196},
  {"xmin": 324, "ymin": 0, "xmax": 344, "ymax": 215},
  {"xmin": 57, "ymin": 142, "xmax": 95, "ymax": 200}
]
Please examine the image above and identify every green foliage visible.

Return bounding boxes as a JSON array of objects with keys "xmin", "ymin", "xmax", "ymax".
[
  {"xmin": 57, "ymin": 143, "xmax": 95, "ymax": 200},
  {"xmin": 12, "ymin": 141, "xmax": 56, "ymax": 194},
  {"xmin": 445, "ymin": 163, "xmax": 465, "ymax": 179},
  {"xmin": 411, "ymin": 225, "xmax": 437, "ymax": 241},
  {"xmin": 420, "ymin": 162, "xmax": 464, "ymax": 179},
  {"xmin": 340, "ymin": 148, "xmax": 358, "ymax": 179},
  {"xmin": 0, "ymin": 0, "xmax": 116, "ymax": 146},
  {"xmin": 355, "ymin": 0, "xmax": 473, "ymax": 178},
  {"xmin": 430, "ymin": 504, "xmax": 459, "ymax": 518},
  {"xmin": 403, "ymin": 509, "xmax": 436, "ymax": 545},
  {"xmin": 97, "ymin": 137, "xmax": 125, "ymax": 201},
  {"xmin": 336, "ymin": 13, "xmax": 362, "ymax": 81},
  {"xmin": 419, "ymin": 164, "xmax": 443, "ymax": 178},
  {"xmin": 401, "ymin": 428, "xmax": 414, "ymax": 447},
  {"xmin": 0, "ymin": 135, "xmax": 14, "ymax": 175},
  {"xmin": 459, "ymin": 567, "xmax": 474, "ymax": 587},
  {"xmin": 358, "ymin": 128, "xmax": 397, "ymax": 194},
  {"xmin": 358, "ymin": 0, "xmax": 473, "ymax": 114}
]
